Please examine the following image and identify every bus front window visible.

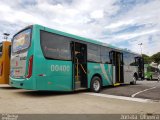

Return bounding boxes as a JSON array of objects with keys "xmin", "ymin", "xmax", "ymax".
[{"xmin": 12, "ymin": 29, "xmax": 31, "ymax": 53}]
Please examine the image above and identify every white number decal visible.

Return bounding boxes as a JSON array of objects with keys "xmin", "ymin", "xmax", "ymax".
[{"xmin": 51, "ymin": 65, "xmax": 70, "ymax": 72}]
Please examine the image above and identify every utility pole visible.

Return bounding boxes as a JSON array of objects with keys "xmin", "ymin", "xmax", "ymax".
[
  {"xmin": 3, "ymin": 33, "xmax": 10, "ymax": 41},
  {"xmin": 138, "ymin": 43, "xmax": 143, "ymax": 56}
]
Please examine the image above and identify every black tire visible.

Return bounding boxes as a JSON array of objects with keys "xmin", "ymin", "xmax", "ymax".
[
  {"xmin": 134, "ymin": 73, "xmax": 138, "ymax": 80},
  {"xmin": 90, "ymin": 76, "xmax": 102, "ymax": 93},
  {"xmin": 130, "ymin": 76, "xmax": 137, "ymax": 85}
]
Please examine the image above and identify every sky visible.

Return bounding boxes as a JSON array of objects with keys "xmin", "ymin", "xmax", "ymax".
[{"xmin": 0, "ymin": 0, "xmax": 159, "ymax": 56}]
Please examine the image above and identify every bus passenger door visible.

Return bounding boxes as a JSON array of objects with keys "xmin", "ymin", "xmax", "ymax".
[
  {"xmin": 71, "ymin": 42, "xmax": 88, "ymax": 90},
  {"xmin": 110, "ymin": 51, "xmax": 124, "ymax": 84}
]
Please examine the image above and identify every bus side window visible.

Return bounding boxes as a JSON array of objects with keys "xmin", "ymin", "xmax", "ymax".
[
  {"xmin": 101, "ymin": 47, "xmax": 111, "ymax": 64},
  {"xmin": 87, "ymin": 44, "xmax": 100, "ymax": 62},
  {"xmin": 40, "ymin": 31, "xmax": 71, "ymax": 60},
  {"xmin": 8, "ymin": 45, "xmax": 11, "ymax": 58},
  {"xmin": 109, "ymin": 51, "xmax": 113, "ymax": 64}
]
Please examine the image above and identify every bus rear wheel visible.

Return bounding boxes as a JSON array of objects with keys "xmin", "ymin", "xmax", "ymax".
[{"xmin": 90, "ymin": 76, "xmax": 102, "ymax": 93}]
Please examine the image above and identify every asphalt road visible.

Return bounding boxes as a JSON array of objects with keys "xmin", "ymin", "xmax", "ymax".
[
  {"xmin": 101, "ymin": 80, "xmax": 160, "ymax": 100},
  {"xmin": 0, "ymin": 80, "xmax": 160, "ymax": 114}
]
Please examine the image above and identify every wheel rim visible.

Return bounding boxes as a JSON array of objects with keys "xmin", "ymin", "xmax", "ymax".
[{"xmin": 93, "ymin": 80, "xmax": 100, "ymax": 91}]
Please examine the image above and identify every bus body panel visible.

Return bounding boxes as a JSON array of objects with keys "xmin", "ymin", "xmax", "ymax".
[
  {"xmin": 35, "ymin": 59, "xmax": 73, "ymax": 91},
  {"xmin": 33, "ymin": 26, "xmax": 73, "ymax": 91},
  {"xmin": 123, "ymin": 65, "xmax": 138, "ymax": 83},
  {"xmin": 0, "ymin": 41, "xmax": 11, "ymax": 84},
  {"xmin": 87, "ymin": 63, "xmax": 113, "ymax": 88}
]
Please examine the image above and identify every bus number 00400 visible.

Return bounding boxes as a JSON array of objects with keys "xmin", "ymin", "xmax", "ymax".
[{"xmin": 51, "ymin": 65, "xmax": 70, "ymax": 72}]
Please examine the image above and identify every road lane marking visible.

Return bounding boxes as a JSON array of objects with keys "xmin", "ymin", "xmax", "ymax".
[
  {"xmin": 131, "ymin": 86, "xmax": 157, "ymax": 98},
  {"xmin": 85, "ymin": 93, "xmax": 159, "ymax": 103}
]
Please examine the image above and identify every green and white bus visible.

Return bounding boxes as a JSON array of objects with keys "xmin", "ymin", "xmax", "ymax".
[
  {"xmin": 144, "ymin": 64, "xmax": 159, "ymax": 80},
  {"xmin": 10, "ymin": 25, "xmax": 144, "ymax": 92}
]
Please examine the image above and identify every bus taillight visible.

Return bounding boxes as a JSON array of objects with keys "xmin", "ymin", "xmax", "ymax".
[
  {"xmin": 26, "ymin": 55, "xmax": 33, "ymax": 78},
  {"xmin": 0, "ymin": 62, "xmax": 3, "ymax": 76}
]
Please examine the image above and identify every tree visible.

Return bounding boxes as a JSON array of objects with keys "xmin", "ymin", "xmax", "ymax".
[
  {"xmin": 151, "ymin": 52, "xmax": 160, "ymax": 64},
  {"xmin": 142, "ymin": 54, "xmax": 152, "ymax": 64}
]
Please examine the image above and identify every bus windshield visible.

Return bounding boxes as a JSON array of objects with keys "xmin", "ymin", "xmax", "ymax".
[
  {"xmin": 12, "ymin": 29, "xmax": 31, "ymax": 53},
  {"xmin": 0, "ymin": 43, "xmax": 2, "ymax": 57}
]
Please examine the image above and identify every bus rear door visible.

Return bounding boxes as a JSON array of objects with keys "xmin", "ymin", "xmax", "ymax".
[{"xmin": 110, "ymin": 51, "xmax": 124, "ymax": 84}]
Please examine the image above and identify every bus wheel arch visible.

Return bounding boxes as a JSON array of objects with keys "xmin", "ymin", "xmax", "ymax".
[{"xmin": 90, "ymin": 74, "xmax": 102, "ymax": 93}]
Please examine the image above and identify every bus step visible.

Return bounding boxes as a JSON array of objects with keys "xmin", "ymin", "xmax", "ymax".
[
  {"xmin": 75, "ymin": 81, "xmax": 81, "ymax": 89},
  {"xmin": 75, "ymin": 87, "xmax": 87, "ymax": 91},
  {"xmin": 75, "ymin": 76, "xmax": 81, "ymax": 81},
  {"xmin": 114, "ymin": 83, "xmax": 121, "ymax": 86}
]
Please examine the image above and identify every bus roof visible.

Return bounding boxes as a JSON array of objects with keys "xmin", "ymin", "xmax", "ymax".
[{"xmin": 29, "ymin": 24, "xmax": 141, "ymax": 56}]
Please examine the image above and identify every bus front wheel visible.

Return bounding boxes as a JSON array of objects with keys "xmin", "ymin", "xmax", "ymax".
[
  {"xmin": 130, "ymin": 76, "xmax": 137, "ymax": 85},
  {"xmin": 90, "ymin": 76, "xmax": 102, "ymax": 93},
  {"xmin": 150, "ymin": 75, "xmax": 152, "ymax": 80}
]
